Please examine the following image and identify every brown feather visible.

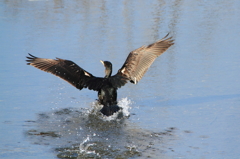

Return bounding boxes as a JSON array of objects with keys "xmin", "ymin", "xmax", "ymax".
[
  {"xmin": 116, "ymin": 33, "xmax": 174, "ymax": 84},
  {"xmin": 26, "ymin": 54, "xmax": 104, "ymax": 91}
]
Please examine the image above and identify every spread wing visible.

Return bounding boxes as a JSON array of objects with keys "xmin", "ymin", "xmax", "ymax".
[
  {"xmin": 113, "ymin": 33, "xmax": 174, "ymax": 84},
  {"xmin": 26, "ymin": 54, "xmax": 105, "ymax": 91}
]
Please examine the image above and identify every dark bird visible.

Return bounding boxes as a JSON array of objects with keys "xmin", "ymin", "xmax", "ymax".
[{"xmin": 26, "ymin": 34, "xmax": 174, "ymax": 116}]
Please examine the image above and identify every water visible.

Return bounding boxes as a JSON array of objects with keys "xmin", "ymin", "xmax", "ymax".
[{"xmin": 1, "ymin": 0, "xmax": 240, "ymax": 158}]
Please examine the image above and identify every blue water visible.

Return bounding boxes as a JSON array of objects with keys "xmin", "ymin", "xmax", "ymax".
[{"xmin": 1, "ymin": 0, "xmax": 240, "ymax": 158}]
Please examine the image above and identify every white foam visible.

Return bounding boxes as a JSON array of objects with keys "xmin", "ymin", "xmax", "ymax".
[
  {"xmin": 118, "ymin": 97, "xmax": 132, "ymax": 117},
  {"xmin": 102, "ymin": 97, "xmax": 132, "ymax": 121},
  {"xmin": 88, "ymin": 97, "xmax": 132, "ymax": 121},
  {"xmin": 79, "ymin": 136, "xmax": 96, "ymax": 154}
]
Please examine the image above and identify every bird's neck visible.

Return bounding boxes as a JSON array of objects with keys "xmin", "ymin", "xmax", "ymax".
[{"xmin": 104, "ymin": 67, "xmax": 112, "ymax": 78}]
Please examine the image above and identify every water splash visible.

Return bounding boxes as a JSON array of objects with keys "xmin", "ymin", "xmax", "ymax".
[
  {"xmin": 25, "ymin": 102, "xmax": 177, "ymax": 158},
  {"xmin": 118, "ymin": 97, "xmax": 132, "ymax": 117},
  {"xmin": 89, "ymin": 97, "xmax": 132, "ymax": 121},
  {"xmin": 79, "ymin": 136, "xmax": 96, "ymax": 155}
]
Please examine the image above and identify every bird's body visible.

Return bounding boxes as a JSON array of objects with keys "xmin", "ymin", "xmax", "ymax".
[
  {"xmin": 26, "ymin": 34, "xmax": 174, "ymax": 116},
  {"xmin": 98, "ymin": 85, "xmax": 119, "ymax": 115}
]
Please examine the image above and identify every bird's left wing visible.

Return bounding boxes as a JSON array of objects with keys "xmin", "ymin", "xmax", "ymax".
[
  {"xmin": 109, "ymin": 33, "xmax": 174, "ymax": 88},
  {"xmin": 115, "ymin": 33, "xmax": 174, "ymax": 84},
  {"xmin": 26, "ymin": 54, "xmax": 104, "ymax": 91}
]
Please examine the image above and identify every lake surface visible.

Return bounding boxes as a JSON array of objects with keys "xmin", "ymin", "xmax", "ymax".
[{"xmin": 1, "ymin": 0, "xmax": 240, "ymax": 158}]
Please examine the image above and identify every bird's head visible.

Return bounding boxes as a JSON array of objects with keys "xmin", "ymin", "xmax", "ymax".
[
  {"xmin": 100, "ymin": 60, "xmax": 112, "ymax": 78},
  {"xmin": 100, "ymin": 60, "xmax": 112, "ymax": 68}
]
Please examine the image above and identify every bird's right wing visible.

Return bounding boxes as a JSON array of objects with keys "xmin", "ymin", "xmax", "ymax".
[
  {"xmin": 115, "ymin": 33, "xmax": 174, "ymax": 84},
  {"xmin": 26, "ymin": 54, "xmax": 105, "ymax": 91}
]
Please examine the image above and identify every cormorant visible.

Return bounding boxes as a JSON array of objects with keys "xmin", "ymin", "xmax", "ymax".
[{"xmin": 26, "ymin": 34, "xmax": 174, "ymax": 116}]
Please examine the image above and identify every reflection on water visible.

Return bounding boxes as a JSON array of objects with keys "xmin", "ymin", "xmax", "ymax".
[{"xmin": 25, "ymin": 99, "xmax": 177, "ymax": 158}]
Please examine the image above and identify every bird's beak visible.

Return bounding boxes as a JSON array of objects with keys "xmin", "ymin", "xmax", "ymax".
[{"xmin": 100, "ymin": 60, "xmax": 104, "ymax": 65}]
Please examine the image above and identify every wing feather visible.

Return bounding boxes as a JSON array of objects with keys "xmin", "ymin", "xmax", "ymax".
[
  {"xmin": 26, "ymin": 54, "xmax": 103, "ymax": 91},
  {"xmin": 115, "ymin": 33, "xmax": 174, "ymax": 84},
  {"xmin": 26, "ymin": 33, "xmax": 174, "ymax": 90}
]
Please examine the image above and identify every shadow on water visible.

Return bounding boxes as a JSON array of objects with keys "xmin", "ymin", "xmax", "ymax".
[{"xmin": 24, "ymin": 99, "xmax": 177, "ymax": 159}]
